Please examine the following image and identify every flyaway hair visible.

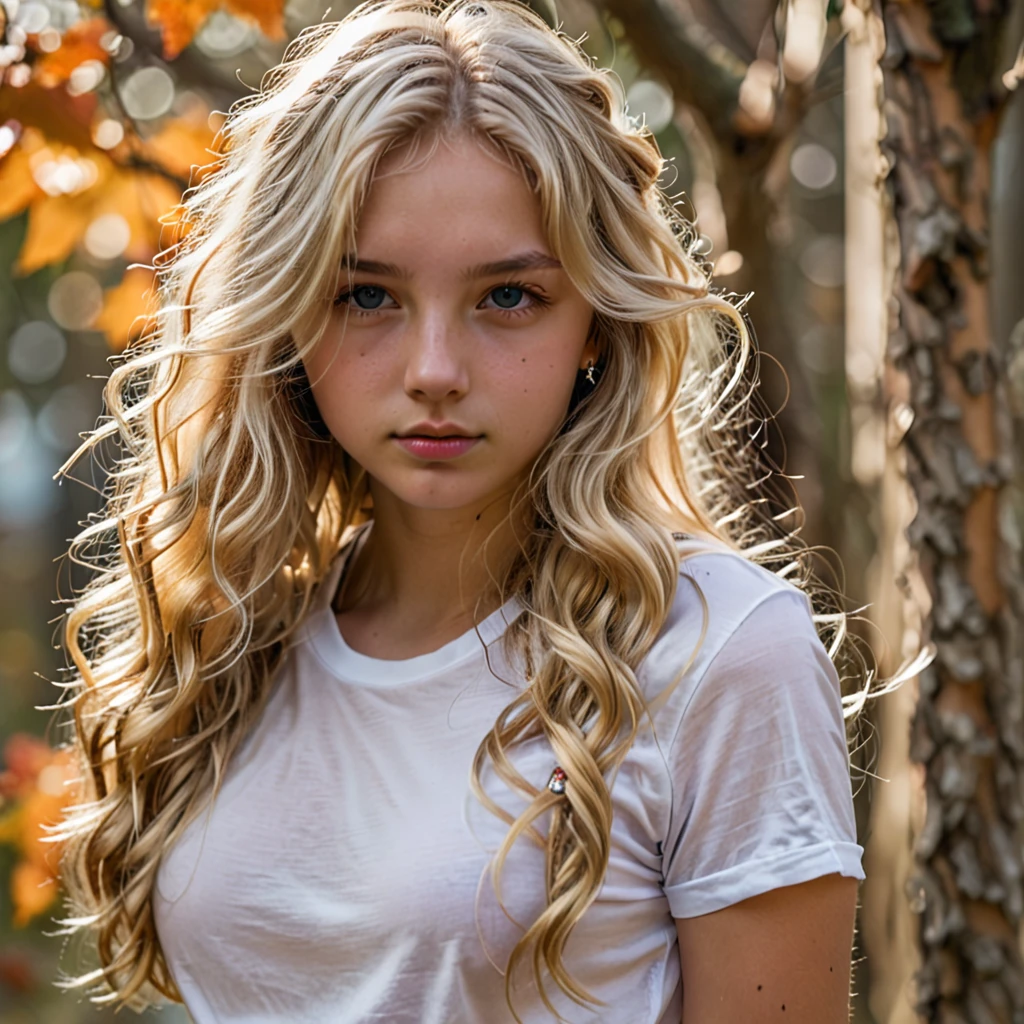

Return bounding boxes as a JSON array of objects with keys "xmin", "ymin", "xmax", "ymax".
[{"xmin": 45, "ymin": 2, "xmax": 886, "ymax": 1020}]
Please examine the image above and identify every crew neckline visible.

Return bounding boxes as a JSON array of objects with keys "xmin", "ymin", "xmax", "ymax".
[{"xmin": 306, "ymin": 524, "xmax": 527, "ymax": 686}]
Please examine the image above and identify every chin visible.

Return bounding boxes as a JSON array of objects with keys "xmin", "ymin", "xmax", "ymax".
[{"xmin": 373, "ymin": 472, "xmax": 505, "ymax": 512}]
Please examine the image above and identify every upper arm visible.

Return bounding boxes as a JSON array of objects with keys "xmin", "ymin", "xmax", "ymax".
[
  {"xmin": 656, "ymin": 582, "xmax": 865, "ymax": 1020},
  {"xmin": 675, "ymin": 872, "xmax": 859, "ymax": 1023},
  {"xmin": 660, "ymin": 587, "xmax": 864, "ymax": 919}
]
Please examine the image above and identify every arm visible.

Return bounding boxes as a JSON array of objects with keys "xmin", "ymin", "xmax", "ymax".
[
  {"xmin": 657, "ymin": 581, "xmax": 865, "ymax": 1021},
  {"xmin": 675, "ymin": 872, "xmax": 858, "ymax": 1022}
]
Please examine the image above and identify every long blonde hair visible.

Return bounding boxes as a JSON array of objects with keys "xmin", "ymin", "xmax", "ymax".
[{"xmin": 47, "ymin": 1, "xmax": 875, "ymax": 1019}]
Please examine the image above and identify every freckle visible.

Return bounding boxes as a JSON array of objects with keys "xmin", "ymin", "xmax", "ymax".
[
  {"xmin": 757, "ymin": 985, "xmax": 762, "ymax": 991},
  {"xmin": 829, "ymin": 966, "xmax": 833, "ymax": 972},
  {"xmin": 782, "ymin": 1006, "xmax": 785, "ymax": 1011},
  {"xmin": 521, "ymin": 358, "xmax": 526, "ymax": 363}
]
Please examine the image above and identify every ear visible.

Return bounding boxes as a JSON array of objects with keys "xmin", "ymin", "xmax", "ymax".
[{"xmin": 579, "ymin": 315, "xmax": 599, "ymax": 371}]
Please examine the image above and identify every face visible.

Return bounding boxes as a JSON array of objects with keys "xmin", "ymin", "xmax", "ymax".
[{"xmin": 303, "ymin": 132, "xmax": 597, "ymax": 523}]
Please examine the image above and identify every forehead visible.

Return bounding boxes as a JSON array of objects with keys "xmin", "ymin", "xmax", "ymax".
[{"xmin": 354, "ymin": 133, "xmax": 545, "ymax": 255}]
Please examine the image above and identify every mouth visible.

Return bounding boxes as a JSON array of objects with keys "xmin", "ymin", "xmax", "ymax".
[
  {"xmin": 394, "ymin": 433, "xmax": 480, "ymax": 439},
  {"xmin": 391, "ymin": 434, "xmax": 482, "ymax": 460}
]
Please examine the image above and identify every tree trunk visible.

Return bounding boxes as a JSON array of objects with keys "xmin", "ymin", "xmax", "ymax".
[
  {"xmin": 844, "ymin": 3, "xmax": 929, "ymax": 1020},
  {"xmin": 880, "ymin": 0, "xmax": 1024, "ymax": 1019}
]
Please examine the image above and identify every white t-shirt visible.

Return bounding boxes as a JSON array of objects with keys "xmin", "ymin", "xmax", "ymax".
[{"xmin": 153, "ymin": 526, "xmax": 865, "ymax": 1023}]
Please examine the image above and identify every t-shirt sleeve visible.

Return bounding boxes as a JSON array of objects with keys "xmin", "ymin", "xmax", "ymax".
[{"xmin": 660, "ymin": 587, "xmax": 865, "ymax": 919}]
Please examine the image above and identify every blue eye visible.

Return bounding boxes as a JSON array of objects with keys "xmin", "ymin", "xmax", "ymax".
[
  {"xmin": 333, "ymin": 281, "xmax": 549, "ymax": 319},
  {"xmin": 349, "ymin": 285, "xmax": 387, "ymax": 309},
  {"xmin": 484, "ymin": 282, "xmax": 550, "ymax": 318},
  {"xmin": 333, "ymin": 285, "xmax": 396, "ymax": 316},
  {"xmin": 490, "ymin": 285, "xmax": 525, "ymax": 309}
]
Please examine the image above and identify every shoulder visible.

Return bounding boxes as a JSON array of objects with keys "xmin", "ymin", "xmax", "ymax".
[
  {"xmin": 671, "ymin": 532, "xmax": 810, "ymax": 621},
  {"xmin": 637, "ymin": 535, "xmax": 821, "ymax": 722}
]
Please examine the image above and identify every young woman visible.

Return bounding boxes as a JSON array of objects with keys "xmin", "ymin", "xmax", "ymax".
[{"xmin": 51, "ymin": 1, "xmax": 872, "ymax": 1021}]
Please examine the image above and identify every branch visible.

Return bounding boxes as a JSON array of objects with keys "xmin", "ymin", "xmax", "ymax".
[
  {"xmin": 595, "ymin": 0, "xmax": 747, "ymax": 140},
  {"xmin": 101, "ymin": 0, "xmax": 243, "ymax": 107}
]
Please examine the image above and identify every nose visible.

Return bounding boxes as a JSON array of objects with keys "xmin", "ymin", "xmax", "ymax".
[{"xmin": 403, "ymin": 312, "xmax": 469, "ymax": 402}]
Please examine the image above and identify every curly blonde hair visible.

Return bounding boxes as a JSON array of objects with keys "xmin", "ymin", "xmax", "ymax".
[{"xmin": 47, "ymin": 1, "xmax": 876, "ymax": 1020}]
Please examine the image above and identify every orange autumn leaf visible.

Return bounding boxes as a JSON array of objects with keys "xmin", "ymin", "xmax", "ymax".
[
  {"xmin": 0, "ymin": 739, "xmax": 80, "ymax": 927},
  {"xmin": 146, "ymin": 0, "xmax": 286, "ymax": 60},
  {"xmin": 0, "ymin": 77, "xmax": 98, "ymax": 152},
  {"xmin": 10, "ymin": 860, "xmax": 57, "ymax": 927},
  {"xmin": 140, "ymin": 113, "xmax": 222, "ymax": 184},
  {"xmin": 92, "ymin": 168, "xmax": 183, "ymax": 262},
  {"xmin": 0, "ymin": 734, "xmax": 56, "ymax": 801},
  {"xmin": 2, "ymin": 128, "xmax": 186, "ymax": 273},
  {"xmin": 224, "ymin": 0, "xmax": 287, "ymax": 43},
  {"xmin": 33, "ymin": 18, "xmax": 111, "ymax": 89},
  {"xmin": 17, "ymin": 189, "xmax": 93, "ymax": 274},
  {"xmin": 9, "ymin": 132, "xmax": 110, "ymax": 273},
  {"xmin": 95, "ymin": 265, "xmax": 159, "ymax": 350},
  {"xmin": 18, "ymin": 786, "xmax": 73, "ymax": 874}
]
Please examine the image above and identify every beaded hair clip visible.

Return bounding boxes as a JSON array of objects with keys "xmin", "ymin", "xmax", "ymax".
[{"xmin": 547, "ymin": 766, "xmax": 567, "ymax": 795}]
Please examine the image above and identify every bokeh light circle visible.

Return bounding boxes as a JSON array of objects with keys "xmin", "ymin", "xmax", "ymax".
[{"xmin": 7, "ymin": 321, "xmax": 67, "ymax": 385}]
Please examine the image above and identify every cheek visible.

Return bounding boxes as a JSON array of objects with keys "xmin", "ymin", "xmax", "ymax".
[
  {"xmin": 303, "ymin": 336, "xmax": 383, "ymax": 442},
  {"xmin": 493, "ymin": 352, "xmax": 579, "ymax": 440}
]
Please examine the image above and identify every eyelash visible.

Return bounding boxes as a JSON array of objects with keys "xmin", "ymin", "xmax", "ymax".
[{"xmin": 332, "ymin": 280, "xmax": 550, "ymax": 319}]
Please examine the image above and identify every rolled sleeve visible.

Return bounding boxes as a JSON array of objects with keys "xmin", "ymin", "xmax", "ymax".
[{"xmin": 661, "ymin": 588, "xmax": 866, "ymax": 918}]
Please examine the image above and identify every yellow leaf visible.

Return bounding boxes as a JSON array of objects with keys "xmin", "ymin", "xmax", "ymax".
[
  {"xmin": 11, "ymin": 860, "xmax": 57, "ymax": 927},
  {"xmin": 33, "ymin": 18, "xmax": 110, "ymax": 89},
  {"xmin": 11, "ymin": 138, "xmax": 189, "ymax": 272},
  {"xmin": 141, "ymin": 112, "xmax": 220, "ymax": 183},
  {"xmin": 16, "ymin": 191, "xmax": 91, "ymax": 274},
  {"xmin": 92, "ymin": 169, "xmax": 181, "ymax": 262},
  {"xmin": 146, "ymin": 0, "xmax": 214, "ymax": 60},
  {"xmin": 0, "ymin": 742, "xmax": 78, "ymax": 926},
  {"xmin": 9, "ymin": 133, "xmax": 111, "ymax": 272},
  {"xmin": 225, "ymin": 0, "xmax": 286, "ymax": 44},
  {"xmin": 146, "ymin": 0, "xmax": 285, "ymax": 60},
  {"xmin": 95, "ymin": 265, "xmax": 159, "ymax": 351}
]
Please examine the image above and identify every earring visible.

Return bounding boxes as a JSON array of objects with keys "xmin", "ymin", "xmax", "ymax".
[{"xmin": 585, "ymin": 361, "xmax": 596, "ymax": 385}]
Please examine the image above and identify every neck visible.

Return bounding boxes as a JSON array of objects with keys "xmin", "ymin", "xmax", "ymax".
[{"xmin": 336, "ymin": 482, "xmax": 529, "ymax": 627}]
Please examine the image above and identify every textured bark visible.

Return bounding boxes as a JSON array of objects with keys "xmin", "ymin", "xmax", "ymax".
[
  {"xmin": 880, "ymin": 0, "xmax": 1024, "ymax": 1019},
  {"xmin": 844, "ymin": 3, "xmax": 930, "ymax": 1020}
]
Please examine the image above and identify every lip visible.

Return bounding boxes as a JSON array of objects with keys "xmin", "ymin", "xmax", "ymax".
[
  {"xmin": 396, "ymin": 421, "xmax": 478, "ymax": 438},
  {"xmin": 393, "ymin": 436, "xmax": 481, "ymax": 460}
]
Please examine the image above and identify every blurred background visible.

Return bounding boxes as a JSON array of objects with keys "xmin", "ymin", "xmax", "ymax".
[{"xmin": 0, "ymin": 0, "xmax": 1022, "ymax": 1021}]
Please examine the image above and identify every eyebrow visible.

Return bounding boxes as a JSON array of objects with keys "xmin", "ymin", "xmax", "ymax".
[{"xmin": 338, "ymin": 250, "xmax": 563, "ymax": 280}]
